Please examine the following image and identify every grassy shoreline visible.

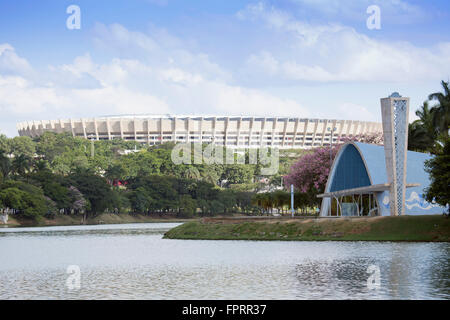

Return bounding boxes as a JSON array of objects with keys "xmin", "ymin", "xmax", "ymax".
[
  {"xmin": 1, "ymin": 213, "xmax": 195, "ymax": 228},
  {"xmin": 163, "ymin": 215, "xmax": 450, "ymax": 242}
]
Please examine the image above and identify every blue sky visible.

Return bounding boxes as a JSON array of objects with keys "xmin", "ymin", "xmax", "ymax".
[{"xmin": 1, "ymin": 0, "xmax": 450, "ymax": 136}]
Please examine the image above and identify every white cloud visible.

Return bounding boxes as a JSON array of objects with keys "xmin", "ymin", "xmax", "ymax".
[
  {"xmin": 247, "ymin": 51, "xmax": 279, "ymax": 75},
  {"xmin": 92, "ymin": 23, "xmax": 231, "ymax": 82},
  {"xmin": 212, "ymin": 84, "xmax": 306, "ymax": 116},
  {"xmin": 2, "ymin": 7, "xmax": 446, "ymax": 137},
  {"xmin": 238, "ymin": 2, "xmax": 450, "ymax": 83},
  {"xmin": 93, "ymin": 23, "xmax": 159, "ymax": 54},
  {"xmin": 337, "ymin": 103, "xmax": 375, "ymax": 121},
  {"xmin": 0, "ymin": 73, "xmax": 170, "ymax": 118},
  {"xmin": 0, "ymin": 49, "xmax": 172, "ymax": 127},
  {"xmin": 0, "ymin": 75, "xmax": 60, "ymax": 115},
  {"xmin": 0, "ymin": 35, "xmax": 309, "ymax": 137},
  {"xmin": 0, "ymin": 44, "xmax": 32, "ymax": 76},
  {"xmin": 288, "ymin": 0, "xmax": 427, "ymax": 24}
]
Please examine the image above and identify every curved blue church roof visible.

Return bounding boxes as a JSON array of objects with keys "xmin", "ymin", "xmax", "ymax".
[
  {"xmin": 354, "ymin": 142, "xmax": 433, "ymax": 188},
  {"xmin": 322, "ymin": 142, "xmax": 445, "ymax": 216}
]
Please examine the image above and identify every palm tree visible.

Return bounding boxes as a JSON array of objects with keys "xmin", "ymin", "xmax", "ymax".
[
  {"xmin": 183, "ymin": 166, "xmax": 201, "ymax": 180},
  {"xmin": 33, "ymin": 159, "xmax": 50, "ymax": 173},
  {"xmin": 408, "ymin": 101, "xmax": 437, "ymax": 152},
  {"xmin": 415, "ymin": 101, "xmax": 435, "ymax": 135},
  {"xmin": 12, "ymin": 154, "xmax": 32, "ymax": 177},
  {"xmin": 201, "ymin": 170, "xmax": 218, "ymax": 185},
  {"xmin": 408, "ymin": 122, "xmax": 434, "ymax": 152},
  {"xmin": 428, "ymin": 80, "xmax": 450, "ymax": 138}
]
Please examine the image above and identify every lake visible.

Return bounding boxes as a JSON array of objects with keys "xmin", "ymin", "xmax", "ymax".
[{"xmin": 0, "ymin": 223, "xmax": 448, "ymax": 299}]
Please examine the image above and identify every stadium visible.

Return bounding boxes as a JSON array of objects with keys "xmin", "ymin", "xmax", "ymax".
[{"xmin": 17, "ymin": 114, "xmax": 382, "ymax": 149}]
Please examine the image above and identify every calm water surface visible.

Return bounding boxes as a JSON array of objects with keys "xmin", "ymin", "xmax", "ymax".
[{"xmin": 0, "ymin": 223, "xmax": 449, "ymax": 299}]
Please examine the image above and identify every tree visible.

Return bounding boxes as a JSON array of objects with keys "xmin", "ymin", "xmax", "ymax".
[
  {"xmin": 284, "ymin": 146, "xmax": 338, "ymax": 199},
  {"xmin": 0, "ymin": 188, "xmax": 25, "ymax": 210},
  {"xmin": 428, "ymin": 80, "xmax": 450, "ymax": 139},
  {"xmin": 68, "ymin": 186, "xmax": 90, "ymax": 222},
  {"xmin": 44, "ymin": 196, "xmax": 58, "ymax": 217},
  {"xmin": 0, "ymin": 131, "xmax": 316, "ymax": 218},
  {"xmin": 128, "ymin": 187, "xmax": 153, "ymax": 213},
  {"xmin": 12, "ymin": 154, "xmax": 32, "ymax": 177},
  {"xmin": 408, "ymin": 122, "xmax": 435, "ymax": 152},
  {"xmin": 9, "ymin": 136, "xmax": 35, "ymax": 157},
  {"xmin": 217, "ymin": 190, "xmax": 237, "ymax": 213},
  {"xmin": 415, "ymin": 101, "xmax": 436, "ymax": 135},
  {"xmin": 272, "ymin": 190, "xmax": 289, "ymax": 213},
  {"xmin": 105, "ymin": 163, "xmax": 127, "ymax": 184},
  {"xmin": 406, "ymin": 81, "xmax": 450, "ymax": 154},
  {"xmin": 235, "ymin": 191, "xmax": 254, "ymax": 214},
  {"xmin": 284, "ymin": 133, "xmax": 383, "ymax": 204},
  {"xmin": 36, "ymin": 132, "xmax": 84, "ymax": 162},
  {"xmin": 44, "ymin": 181, "xmax": 71, "ymax": 210},
  {"xmin": 339, "ymin": 132, "xmax": 384, "ymax": 145},
  {"xmin": 424, "ymin": 137, "xmax": 450, "ymax": 213},
  {"xmin": 109, "ymin": 189, "xmax": 131, "ymax": 213},
  {"xmin": 183, "ymin": 166, "xmax": 201, "ymax": 180},
  {"xmin": 192, "ymin": 181, "xmax": 219, "ymax": 202},
  {"xmin": 253, "ymin": 192, "xmax": 275, "ymax": 214},
  {"xmin": 408, "ymin": 101, "xmax": 438, "ymax": 152},
  {"xmin": 178, "ymin": 194, "xmax": 197, "ymax": 217},
  {"xmin": 0, "ymin": 150, "xmax": 11, "ymax": 179},
  {"xmin": 0, "ymin": 134, "xmax": 10, "ymax": 154},
  {"xmin": 29, "ymin": 167, "xmax": 72, "ymax": 210},
  {"xmin": 200, "ymin": 165, "xmax": 221, "ymax": 185},
  {"xmin": 33, "ymin": 159, "xmax": 50, "ymax": 173},
  {"xmin": 67, "ymin": 169, "xmax": 113, "ymax": 214},
  {"xmin": 0, "ymin": 180, "xmax": 47, "ymax": 219},
  {"xmin": 120, "ymin": 150, "xmax": 162, "ymax": 178},
  {"xmin": 222, "ymin": 164, "xmax": 254, "ymax": 185},
  {"xmin": 127, "ymin": 175, "xmax": 178, "ymax": 213}
]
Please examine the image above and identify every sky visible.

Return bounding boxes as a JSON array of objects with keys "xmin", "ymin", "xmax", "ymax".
[{"xmin": 1, "ymin": 0, "xmax": 450, "ymax": 137}]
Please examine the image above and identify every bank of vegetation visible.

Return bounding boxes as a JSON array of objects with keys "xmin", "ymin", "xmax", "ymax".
[
  {"xmin": 1, "ymin": 81, "xmax": 448, "ymax": 225},
  {"xmin": 0, "ymin": 132, "xmax": 311, "ymax": 223},
  {"xmin": 5, "ymin": 212, "xmax": 194, "ymax": 228},
  {"xmin": 164, "ymin": 215, "xmax": 450, "ymax": 242}
]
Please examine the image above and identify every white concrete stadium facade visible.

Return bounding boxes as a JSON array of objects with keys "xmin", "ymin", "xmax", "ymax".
[{"xmin": 17, "ymin": 115, "xmax": 382, "ymax": 149}]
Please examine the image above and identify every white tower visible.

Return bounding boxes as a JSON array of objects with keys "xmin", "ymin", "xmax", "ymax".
[{"xmin": 380, "ymin": 93, "xmax": 410, "ymax": 216}]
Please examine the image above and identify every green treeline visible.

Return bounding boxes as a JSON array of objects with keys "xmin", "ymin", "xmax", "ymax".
[
  {"xmin": 408, "ymin": 80, "xmax": 449, "ymax": 154},
  {"xmin": 252, "ymin": 190, "xmax": 319, "ymax": 214},
  {"xmin": 0, "ymin": 132, "xmax": 308, "ymax": 220}
]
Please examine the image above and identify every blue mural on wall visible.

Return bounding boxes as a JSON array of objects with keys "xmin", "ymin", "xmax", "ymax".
[
  {"xmin": 381, "ymin": 192, "xmax": 443, "ymax": 212},
  {"xmin": 355, "ymin": 142, "xmax": 447, "ymax": 216}
]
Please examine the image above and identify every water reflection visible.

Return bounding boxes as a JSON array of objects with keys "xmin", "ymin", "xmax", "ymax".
[
  {"xmin": 0, "ymin": 223, "xmax": 448, "ymax": 300},
  {"xmin": 294, "ymin": 258, "xmax": 376, "ymax": 299}
]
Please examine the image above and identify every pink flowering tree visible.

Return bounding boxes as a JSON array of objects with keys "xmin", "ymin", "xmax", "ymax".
[
  {"xmin": 284, "ymin": 132, "xmax": 383, "ymax": 204},
  {"xmin": 69, "ymin": 186, "xmax": 89, "ymax": 213},
  {"xmin": 339, "ymin": 132, "xmax": 383, "ymax": 145},
  {"xmin": 284, "ymin": 147, "xmax": 338, "ymax": 206}
]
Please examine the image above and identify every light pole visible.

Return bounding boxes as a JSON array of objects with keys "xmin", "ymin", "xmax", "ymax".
[
  {"xmin": 327, "ymin": 127, "xmax": 337, "ymax": 216},
  {"xmin": 291, "ymin": 184, "xmax": 294, "ymax": 217}
]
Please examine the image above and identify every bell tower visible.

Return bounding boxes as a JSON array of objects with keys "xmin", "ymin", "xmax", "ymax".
[{"xmin": 380, "ymin": 92, "xmax": 410, "ymax": 216}]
